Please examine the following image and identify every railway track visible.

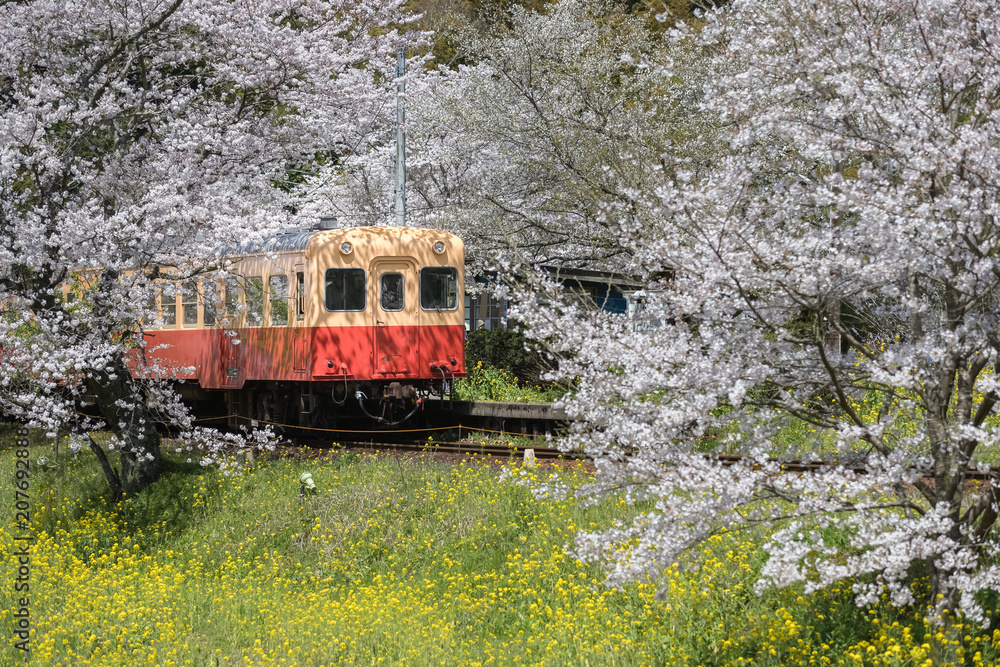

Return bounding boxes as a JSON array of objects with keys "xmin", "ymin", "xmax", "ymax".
[
  {"xmin": 713, "ymin": 453, "xmax": 999, "ymax": 483},
  {"xmin": 187, "ymin": 398, "xmax": 570, "ymax": 445},
  {"xmin": 190, "ymin": 399, "xmax": 1000, "ymax": 482},
  {"xmin": 278, "ymin": 438, "xmax": 578, "ymax": 461},
  {"xmin": 269, "ymin": 432, "xmax": 1000, "ymax": 485},
  {"xmin": 266, "ymin": 432, "xmax": 999, "ymax": 483}
]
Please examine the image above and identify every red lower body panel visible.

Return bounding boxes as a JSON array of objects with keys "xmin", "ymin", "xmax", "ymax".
[{"xmin": 141, "ymin": 324, "xmax": 466, "ymax": 389}]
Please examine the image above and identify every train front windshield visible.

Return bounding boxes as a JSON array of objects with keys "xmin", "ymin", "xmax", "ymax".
[
  {"xmin": 325, "ymin": 268, "xmax": 366, "ymax": 311},
  {"xmin": 420, "ymin": 267, "xmax": 459, "ymax": 310}
]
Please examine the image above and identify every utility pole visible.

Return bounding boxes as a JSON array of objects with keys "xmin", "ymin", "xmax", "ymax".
[{"xmin": 389, "ymin": 49, "xmax": 406, "ymax": 226}]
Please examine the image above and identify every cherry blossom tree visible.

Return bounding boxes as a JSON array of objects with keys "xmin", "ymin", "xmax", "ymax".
[
  {"xmin": 299, "ymin": 0, "xmax": 711, "ymax": 271},
  {"xmin": 0, "ymin": 0, "xmax": 421, "ymax": 496},
  {"xmin": 515, "ymin": 0, "xmax": 1000, "ymax": 624},
  {"xmin": 419, "ymin": 0, "xmax": 704, "ymax": 269}
]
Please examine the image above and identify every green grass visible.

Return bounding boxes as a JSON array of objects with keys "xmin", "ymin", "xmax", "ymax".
[{"xmin": 0, "ymin": 426, "xmax": 998, "ymax": 665}]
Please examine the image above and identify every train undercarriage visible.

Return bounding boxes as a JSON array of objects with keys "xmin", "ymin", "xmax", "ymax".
[{"xmin": 177, "ymin": 377, "xmax": 453, "ymax": 433}]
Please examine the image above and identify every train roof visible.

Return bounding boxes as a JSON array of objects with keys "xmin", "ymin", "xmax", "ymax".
[
  {"xmin": 225, "ymin": 226, "xmax": 461, "ymax": 257},
  {"xmin": 229, "ymin": 231, "xmax": 316, "ymax": 255}
]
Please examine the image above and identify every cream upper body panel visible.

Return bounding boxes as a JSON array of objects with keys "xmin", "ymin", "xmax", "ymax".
[
  {"xmin": 140, "ymin": 226, "xmax": 464, "ymax": 331},
  {"xmin": 306, "ymin": 227, "xmax": 465, "ymax": 329}
]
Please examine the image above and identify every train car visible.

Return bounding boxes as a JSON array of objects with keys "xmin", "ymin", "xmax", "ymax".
[{"xmin": 142, "ymin": 225, "xmax": 466, "ymax": 428}]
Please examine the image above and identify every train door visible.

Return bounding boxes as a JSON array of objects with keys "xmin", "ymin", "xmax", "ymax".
[
  {"xmin": 220, "ymin": 276, "xmax": 244, "ymax": 389},
  {"xmin": 370, "ymin": 258, "xmax": 418, "ymax": 377},
  {"xmin": 291, "ymin": 265, "xmax": 308, "ymax": 373},
  {"xmin": 220, "ymin": 330, "xmax": 243, "ymax": 388}
]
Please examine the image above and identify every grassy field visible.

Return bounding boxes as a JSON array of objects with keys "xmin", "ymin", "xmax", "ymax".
[{"xmin": 1, "ymin": 427, "xmax": 999, "ymax": 666}]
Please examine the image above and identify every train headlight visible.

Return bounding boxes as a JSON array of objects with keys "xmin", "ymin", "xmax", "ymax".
[
  {"xmin": 433, "ymin": 241, "xmax": 445, "ymax": 254},
  {"xmin": 340, "ymin": 242, "xmax": 353, "ymax": 255}
]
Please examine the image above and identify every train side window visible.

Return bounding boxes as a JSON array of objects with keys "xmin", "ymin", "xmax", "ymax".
[
  {"xmin": 295, "ymin": 272, "xmax": 305, "ymax": 321},
  {"xmin": 419, "ymin": 267, "xmax": 459, "ymax": 310},
  {"xmin": 202, "ymin": 278, "xmax": 218, "ymax": 327},
  {"xmin": 182, "ymin": 280, "xmax": 198, "ymax": 327},
  {"xmin": 269, "ymin": 274, "xmax": 289, "ymax": 326},
  {"xmin": 223, "ymin": 276, "xmax": 240, "ymax": 326},
  {"xmin": 246, "ymin": 277, "xmax": 264, "ymax": 326},
  {"xmin": 324, "ymin": 268, "xmax": 365, "ymax": 311},
  {"xmin": 380, "ymin": 273, "xmax": 404, "ymax": 312},
  {"xmin": 162, "ymin": 284, "xmax": 178, "ymax": 327},
  {"xmin": 143, "ymin": 290, "xmax": 157, "ymax": 327}
]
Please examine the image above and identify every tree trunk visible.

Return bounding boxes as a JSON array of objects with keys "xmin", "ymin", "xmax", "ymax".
[
  {"xmin": 86, "ymin": 360, "xmax": 162, "ymax": 498},
  {"xmin": 119, "ymin": 439, "xmax": 162, "ymax": 495},
  {"xmin": 923, "ymin": 366, "xmax": 967, "ymax": 614},
  {"xmin": 88, "ymin": 435, "xmax": 124, "ymax": 500}
]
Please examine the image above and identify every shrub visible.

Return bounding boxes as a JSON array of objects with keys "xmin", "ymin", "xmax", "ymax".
[
  {"xmin": 465, "ymin": 327, "xmax": 547, "ymax": 384},
  {"xmin": 453, "ymin": 361, "xmax": 564, "ymax": 403}
]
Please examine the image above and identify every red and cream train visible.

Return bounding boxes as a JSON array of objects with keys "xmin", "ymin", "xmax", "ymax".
[{"xmin": 142, "ymin": 225, "xmax": 466, "ymax": 428}]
